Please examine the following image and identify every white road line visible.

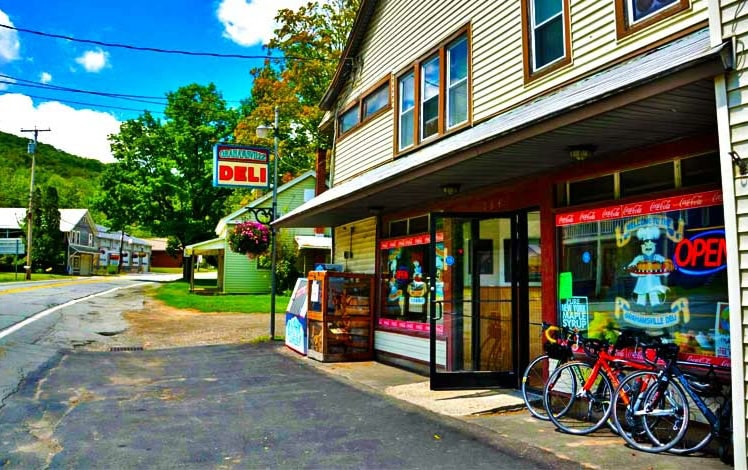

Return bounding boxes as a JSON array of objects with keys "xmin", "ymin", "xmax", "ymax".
[{"xmin": 0, "ymin": 282, "xmax": 149, "ymax": 340}]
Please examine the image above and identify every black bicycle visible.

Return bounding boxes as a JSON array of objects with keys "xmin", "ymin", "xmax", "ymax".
[{"xmin": 612, "ymin": 343, "xmax": 732, "ymax": 463}]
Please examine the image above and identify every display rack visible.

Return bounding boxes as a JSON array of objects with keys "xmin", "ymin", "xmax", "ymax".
[{"xmin": 307, "ymin": 271, "xmax": 374, "ymax": 362}]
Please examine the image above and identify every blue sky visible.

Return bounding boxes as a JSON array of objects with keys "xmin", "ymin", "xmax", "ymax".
[{"xmin": 0, "ymin": 0, "xmax": 306, "ymax": 162}]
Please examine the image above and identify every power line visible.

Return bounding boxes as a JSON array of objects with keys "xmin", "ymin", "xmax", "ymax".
[
  {"xmin": 0, "ymin": 91, "xmax": 163, "ymax": 115},
  {"xmin": 0, "ymin": 23, "xmax": 332, "ymax": 62},
  {"xmin": 0, "ymin": 73, "xmax": 168, "ymax": 101},
  {"xmin": 0, "ymin": 73, "xmax": 245, "ymax": 105},
  {"xmin": 0, "ymin": 79, "xmax": 167, "ymax": 106}
]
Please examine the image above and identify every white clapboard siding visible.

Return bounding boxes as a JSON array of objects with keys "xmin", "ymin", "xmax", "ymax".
[
  {"xmin": 375, "ymin": 330, "xmax": 446, "ymax": 366},
  {"xmin": 333, "ymin": 217, "xmax": 377, "ymax": 274},
  {"xmin": 331, "ymin": 0, "xmax": 708, "ymax": 185},
  {"xmin": 722, "ymin": 0, "xmax": 748, "ymax": 457}
]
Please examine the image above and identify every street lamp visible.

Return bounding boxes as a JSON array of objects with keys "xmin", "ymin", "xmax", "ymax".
[{"xmin": 256, "ymin": 106, "xmax": 280, "ymax": 340}]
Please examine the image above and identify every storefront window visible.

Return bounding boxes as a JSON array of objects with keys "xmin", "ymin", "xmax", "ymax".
[
  {"xmin": 556, "ymin": 190, "xmax": 729, "ymax": 367},
  {"xmin": 379, "ymin": 232, "xmax": 444, "ymax": 332}
]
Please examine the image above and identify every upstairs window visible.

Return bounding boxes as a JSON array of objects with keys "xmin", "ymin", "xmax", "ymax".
[
  {"xmin": 420, "ymin": 55, "xmax": 440, "ymax": 141},
  {"xmin": 396, "ymin": 28, "xmax": 471, "ymax": 154},
  {"xmin": 447, "ymin": 36, "xmax": 469, "ymax": 129},
  {"xmin": 363, "ymin": 81, "xmax": 390, "ymax": 120},
  {"xmin": 336, "ymin": 75, "xmax": 391, "ymax": 139},
  {"xmin": 338, "ymin": 106, "xmax": 359, "ymax": 135},
  {"xmin": 399, "ymin": 71, "xmax": 416, "ymax": 150},
  {"xmin": 615, "ymin": 0, "xmax": 689, "ymax": 38},
  {"xmin": 522, "ymin": 0, "xmax": 571, "ymax": 80}
]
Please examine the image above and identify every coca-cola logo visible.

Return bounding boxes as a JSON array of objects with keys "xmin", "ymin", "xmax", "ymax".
[
  {"xmin": 557, "ymin": 215, "xmax": 575, "ymax": 224},
  {"xmin": 601, "ymin": 207, "xmax": 621, "ymax": 218},
  {"xmin": 678, "ymin": 195, "xmax": 704, "ymax": 208},
  {"xmin": 579, "ymin": 211, "xmax": 596, "ymax": 221},
  {"xmin": 622, "ymin": 204, "xmax": 643, "ymax": 215},
  {"xmin": 649, "ymin": 200, "xmax": 672, "ymax": 212},
  {"xmin": 711, "ymin": 193, "xmax": 723, "ymax": 204}
]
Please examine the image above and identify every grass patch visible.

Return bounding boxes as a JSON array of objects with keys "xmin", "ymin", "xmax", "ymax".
[
  {"xmin": 0, "ymin": 272, "xmax": 70, "ymax": 283},
  {"xmin": 152, "ymin": 280, "xmax": 291, "ymax": 314},
  {"xmin": 149, "ymin": 267, "xmax": 183, "ymax": 274}
]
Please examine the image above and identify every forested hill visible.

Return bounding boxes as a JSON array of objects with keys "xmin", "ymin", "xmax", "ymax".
[{"xmin": 0, "ymin": 130, "xmax": 107, "ymax": 210}]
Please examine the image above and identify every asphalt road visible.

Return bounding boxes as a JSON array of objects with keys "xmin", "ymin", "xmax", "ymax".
[
  {"xmin": 0, "ymin": 275, "xmax": 170, "ymax": 410},
  {"xmin": 0, "ymin": 342, "xmax": 560, "ymax": 469}
]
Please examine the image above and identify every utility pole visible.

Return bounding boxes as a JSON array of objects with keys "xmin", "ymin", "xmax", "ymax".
[{"xmin": 20, "ymin": 127, "xmax": 51, "ymax": 280}]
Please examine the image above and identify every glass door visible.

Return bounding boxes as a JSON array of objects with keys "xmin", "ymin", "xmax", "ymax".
[{"xmin": 429, "ymin": 211, "xmax": 540, "ymax": 390}]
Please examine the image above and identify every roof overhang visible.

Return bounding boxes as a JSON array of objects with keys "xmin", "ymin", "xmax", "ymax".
[
  {"xmin": 184, "ymin": 237, "xmax": 225, "ymax": 256},
  {"xmin": 69, "ymin": 244, "xmax": 100, "ymax": 255},
  {"xmin": 294, "ymin": 235, "xmax": 332, "ymax": 250},
  {"xmin": 277, "ymin": 29, "xmax": 730, "ymax": 228}
]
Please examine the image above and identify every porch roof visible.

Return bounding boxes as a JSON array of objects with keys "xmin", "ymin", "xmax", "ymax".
[
  {"xmin": 275, "ymin": 28, "xmax": 730, "ymax": 229},
  {"xmin": 184, "ymin": 237, "xmax": 225, "ymax": 256}
]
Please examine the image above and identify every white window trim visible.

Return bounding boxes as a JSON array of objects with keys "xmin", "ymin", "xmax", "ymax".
[
  {"xmin": 398, "ymin": 73, "xmax": 415, "ymax": 151},
  {"xmin": 419, "ymin": 55, "xmax": 440, "ymax": 142},
  {"xmin": 446, "ymin": 36, "xmax": 468, "ymax": 130},
  {"xmin": 626, "ymin": 0, "xmax": 679, "ymax": 26},
  {"xmin": 529, "ymin": 0, "xmax": 566, "ymax": 72}
]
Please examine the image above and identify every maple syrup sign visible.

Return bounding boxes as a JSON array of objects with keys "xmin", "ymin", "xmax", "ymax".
[{"xmin": 212, "ymin": 144, "xmax": 270, "ymax": 189}]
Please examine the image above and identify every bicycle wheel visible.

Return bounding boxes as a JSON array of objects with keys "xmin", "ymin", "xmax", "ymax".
[
  {"xmin": 544, "ymin": 361, "xmax": 613, "ymax": 435},
  {"xmin": 667, "ymin": 380, "xmax": 721, "ymax": 455},
  {"xmin": 612, "ymin": 371, "xmax": 689, "ymax": 453},
  {"xmin": 521, "ymin": 354, "xmax": 563, "ymax": 420}
]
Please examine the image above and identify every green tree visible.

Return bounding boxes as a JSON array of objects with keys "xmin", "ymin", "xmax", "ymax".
[
  {"xmin": 100, "ymin": 84, "xmax": 239, "ymax": 278},
  {"xmin": 232, "ymin": 0, "xmax": 359, "ymax": 210},
  {"xmin": 22, "ymin": 186, "xmax": 65, "ymax": 272}
]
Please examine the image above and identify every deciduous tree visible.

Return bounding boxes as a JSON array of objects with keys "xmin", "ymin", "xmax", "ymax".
[{"xmin": 99, "ymin": 84, "xmax": 239, "ymax": 277}]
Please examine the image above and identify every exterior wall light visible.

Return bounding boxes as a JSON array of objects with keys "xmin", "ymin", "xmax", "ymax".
[
  {"xmin": 567, "ymin": 145, "xmax": 597, "ymax": 161},
  {"xmin": 441, "ymin": 183, "xmax": 461, "ymax": 196}
]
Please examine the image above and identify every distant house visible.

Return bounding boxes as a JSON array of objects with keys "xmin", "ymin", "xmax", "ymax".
[
  {"xmin": 185, "ymin": 170, "xmax": 331, "ymax": 294},
  {"xmin": 94, "ymin": 226, "xmax": 152, "ymax": 273},
  {"xmin": 0, "ymin": 208, "xmax": 99, "ymax": 275},
  {"xmin": 145, "ymin": 237, "xmax": 183, "ymax": 269}
]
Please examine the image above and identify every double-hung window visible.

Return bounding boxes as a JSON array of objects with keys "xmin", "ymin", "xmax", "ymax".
[
  {"xmin": 522, "ymin": 0, "xmax": 570, "ymax": 79},
  {"xmin": 447, "ymin": 36, "xmax": 468, "ymax": 129},
  {"xmin": 397, "ymin": 29, "xmax": 470, "ymax": 154},
  {"xmin": 399, "ymin": 71, "xmax": 416, "ymax": 150},
  {"xmin": 420, "ymin": 55, "xmax": 440, "ymax": 141},
  {"xmin": 615, "ymin": 0, "xmax": 689, "ymax": 38}
]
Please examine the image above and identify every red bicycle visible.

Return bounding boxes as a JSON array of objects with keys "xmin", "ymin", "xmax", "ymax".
[{"xmin": 542, "ymin": 332, "xmax": 660, "ymax": 435}]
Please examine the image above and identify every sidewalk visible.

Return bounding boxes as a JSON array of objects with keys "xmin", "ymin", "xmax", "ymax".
[{"xmin": 288, "ymin": 351, "xmax": 733, "ymax": 470}]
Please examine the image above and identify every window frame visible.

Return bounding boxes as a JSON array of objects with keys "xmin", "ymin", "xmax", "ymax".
[
  {"xmin": 338, "ymin": 102, "xmax": 361, "ymax": 136},
  {"xmin": 615, "ymin": 0, "xmax": 690, "ymax": 39},
  {"xmin": 394, "ymin": 25, "xmax": 472, "ymax": 156},
  {"xmin": 336, "ymin": 75, "xmax": 392, "ymax": 140},
  {"xmin": 520, "ymin": 0, "xmax": 572, "ymax": 82}
]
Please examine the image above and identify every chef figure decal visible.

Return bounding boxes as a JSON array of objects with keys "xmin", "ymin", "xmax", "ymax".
[{"xmin": 614, "ymin": 214, "xmax": 689, "ymax": 330}]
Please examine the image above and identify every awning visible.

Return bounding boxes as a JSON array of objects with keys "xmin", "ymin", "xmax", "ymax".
[
  {"xmin": 69, "ymin": 244, "xmax": 100, "ymax": 255},
  {"xmin": 294, "ymin": 235, "xmax": 332, "ymax": 250},
  {"xmin": 184, "ymin": 237, "xmax": 225, "ymax": 256},
  {"xmin": 275, "ymin": 28, "xmax": 731, "ymax": 229}
]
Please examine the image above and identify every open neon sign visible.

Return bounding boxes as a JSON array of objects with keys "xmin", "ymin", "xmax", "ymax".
[{"xmin": 673, "ymin": 229, "xmax": 727, "ymax": 276}]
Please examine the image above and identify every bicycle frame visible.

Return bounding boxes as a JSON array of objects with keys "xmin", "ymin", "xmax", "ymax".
[
  {"xmin": 669, "ymin": 364, "xmax": 728, "ymax": 436},
  {"xmin": 582, "ymin": 349, "xmax": 654, "ymax": 405}
]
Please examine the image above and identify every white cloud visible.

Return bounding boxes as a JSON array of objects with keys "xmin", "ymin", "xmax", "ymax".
[
  {"xmin": 0, "ymin": 9, "xmax": 20, "ymax": 62},
  {"xmin": 75, "ymin": 49, "xmax": 109, "ymax": 73},
  {"xmin": 216, "ymin": 0, "xmax": 307, "ymax": 46},
  {"xmin": 40, "ymin": 72, "xmax": 52, "ymax": 84},
  {"xmin": 0, "ymin": 93, "xmax": 120, "ymax": 163}
]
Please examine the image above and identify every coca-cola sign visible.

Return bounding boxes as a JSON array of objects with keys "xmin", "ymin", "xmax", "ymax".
[{"xmin": 556, "ymin": 190, "xmax": 723, "ymax": 226}]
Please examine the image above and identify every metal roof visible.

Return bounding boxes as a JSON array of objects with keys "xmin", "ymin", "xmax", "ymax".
[
  {"xmin": 276, "ymin": 29, "xmax": 729, "ymax": 228},
  {"xmin": 184, "ymin": 237, "xmax": 225, "ymax": 256},
  {"xmin": 0, "ymin": 208, "xmax": 97, "ymax": 235}
]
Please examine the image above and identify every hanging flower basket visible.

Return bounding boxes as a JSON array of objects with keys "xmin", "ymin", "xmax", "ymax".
[{"xmin": 228, "ymin": 220, "xmax": 271, "ymax": 257}]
